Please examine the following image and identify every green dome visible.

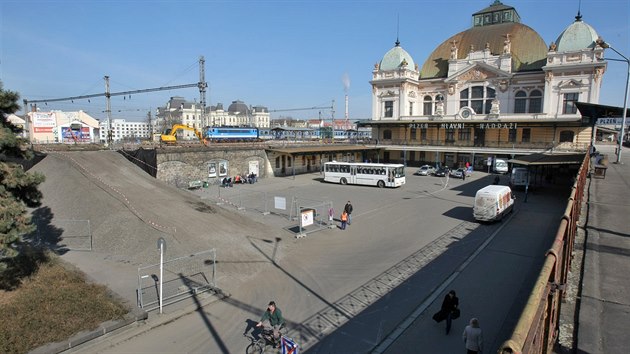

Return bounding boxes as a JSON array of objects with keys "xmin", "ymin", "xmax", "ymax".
[
  {"xmin": 380, "ymin": 41, "xmax": 416, "ymax": 71},
  {"xmin": 555, "ymin": 14, "xmax": 599, "ymax": 52}
]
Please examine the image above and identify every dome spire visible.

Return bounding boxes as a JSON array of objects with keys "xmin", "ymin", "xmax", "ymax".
[
  {"xmin": 575, "ymin": 0, "xmax": 583, "ymax": 21},
  {"xmin": 395, "ymin": 13, "xmax": 400, "ymax": 47}
]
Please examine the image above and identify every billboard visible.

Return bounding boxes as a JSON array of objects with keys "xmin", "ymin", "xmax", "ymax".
[
  {"xmin": 32, "ymin": 112, "xmax": 56, "ymax": 132},
  {"xmin": 61, "ymin": 127, "xmax": 91, "ymax": 143}
]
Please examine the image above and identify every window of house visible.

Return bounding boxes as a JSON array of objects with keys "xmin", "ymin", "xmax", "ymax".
[
  {"xmin": 529, "ymin": 90, "xmax": 542, "ymax": 113},
  {"xmin": 522, "ymin": 128, "xmax": 531, "ymax": 142},
  {"xmin": 445, "ymin": 128, "xmax": 455, "ymax": 142},
  {"xmin": 275, "ymin": 157, "xmax": 280, "ymax": 168},
  {"xmin": 559, "ymin": 130, "xmax": 574, "ymax": 143},
  {"xmin": 563, "ymin": 93, "xmax": 579, "ymax": 114},
  {"xmin": 514, "ymin": 91, "xmax": 527, "ymax": 113},
  {"xmin": 458, "ymin": 128, "xmax": 471, "ymax": 141},
  {"xmin": 423, "ymin": 96, "xmax": 433, "ymax": 115},
  {"xmin": 460, "ymin": 86, "xmax": 495, "ymax": 114},
  {"xmin": 410, "ymin": 127, "xmax": 417, "ymax": 140},
  {"xmin": 409, "ymin": 102, "xmax": 414, "ymax": 116},
  {"xmin": 508, "ymin": 128, "xmax": 517, "ymax": 143},
  {"xmin": 421, "ymin": 128, "xmax": 427, "ymax": 140},
  {"xmin": 384, "ymin": 101, "xmax": 393, "ymax": 117},
  {"xmin": 287, "ymin": 157, "xmax": 292, "ymax": 167},
  {"xmin": 383, "ymin": 129, "xmax": 392, "ymax": 139}
]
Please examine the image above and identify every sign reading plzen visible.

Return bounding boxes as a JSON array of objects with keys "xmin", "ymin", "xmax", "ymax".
[{"xmin": 596, "ymin": 118, "xmax": 625, "ymax": 125}]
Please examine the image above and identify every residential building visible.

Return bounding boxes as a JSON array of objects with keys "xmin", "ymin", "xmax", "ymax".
[{"xmin": 98, "ymin": 119, "xmax": 152, "ymax": 143}]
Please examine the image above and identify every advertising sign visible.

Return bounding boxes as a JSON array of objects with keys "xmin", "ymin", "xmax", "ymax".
[
  {"xmin": 32, "ymin": 112, "xmax": 56, "ymax": 133},
  {"xmin": 218, "ymin": 161, "xmax": 228, "ymax": 177},
  {"xmin": 301, "ymin": 209, "xmax": 314, "ymax": 227},
  {"xmin": 61, "ymin": 127, "xmax": 90, "ymax": 143},
  {"xmin": 208, "ymin": 162, "xmax": 217, "ymax": 178}
]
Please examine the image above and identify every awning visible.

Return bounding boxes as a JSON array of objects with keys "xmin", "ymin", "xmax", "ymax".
[
  {"xmin": 266, "ymin": 145, "xmax": 380, "ymax": 155},
  {"xmin": 508, "ymin": 153, "xmax": 586, "ymax": 166}
]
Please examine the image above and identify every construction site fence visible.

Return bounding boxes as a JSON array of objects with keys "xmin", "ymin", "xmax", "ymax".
[
  {"xmin": 499, "ymin": 152, "xmax": 589, "ymax": 354},
  {"xmin": 136, "ymin": 248, "xmax": 217, "ymax": 312}
]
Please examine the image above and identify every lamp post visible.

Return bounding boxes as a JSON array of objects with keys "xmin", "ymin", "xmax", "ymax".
[{"xmin": 597, "ymin": 38, "xmax": 629, "ymax": 163}]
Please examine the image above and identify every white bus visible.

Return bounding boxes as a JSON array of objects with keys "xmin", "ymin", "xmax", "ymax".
[{"xmin": 323, "ymin": 162, "xmax": 406, "ymax": 188}]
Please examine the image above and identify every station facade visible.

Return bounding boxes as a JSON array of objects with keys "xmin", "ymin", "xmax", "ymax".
[{"xmin": 362, "ymin": 1, "xmax": 606, "ymax": 170}]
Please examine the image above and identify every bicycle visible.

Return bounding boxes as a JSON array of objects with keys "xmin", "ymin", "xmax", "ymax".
[{"xmin": 244, "ymin": 326, "xmax": 284, "ymax": 354}]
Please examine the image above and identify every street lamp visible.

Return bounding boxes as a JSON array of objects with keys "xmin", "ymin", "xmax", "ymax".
[{"xmin": 597, "ymin": 38, "xmax": 630, "ymax": 164}]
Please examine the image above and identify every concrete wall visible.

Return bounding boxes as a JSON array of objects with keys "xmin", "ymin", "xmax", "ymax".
[{"xmin": 156, "ymin": 147, "xmax": 272, "ymax": 188}]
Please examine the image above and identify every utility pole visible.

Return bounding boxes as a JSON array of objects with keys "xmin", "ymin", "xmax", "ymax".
[
  {"xmin": 105, "ymin": 76, "xmax": 112, "ymax": 146},
  {"xmin": 198, "ymin": 56, "xmax": 208, "ymax": 128}
]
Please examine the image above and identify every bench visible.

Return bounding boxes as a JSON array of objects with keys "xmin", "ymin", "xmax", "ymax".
[
  {"xmin": 188, "ymin": 180, "xmax": 203, "ymax": 189},
  {"xmin": 593, "ymin": 164, "xmax": 608, "ymax": 179}
]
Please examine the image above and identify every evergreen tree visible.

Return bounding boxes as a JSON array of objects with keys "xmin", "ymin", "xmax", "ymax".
[{"xmin": 0, "ymin": 81, "xmax": 45, "ymax": 271}]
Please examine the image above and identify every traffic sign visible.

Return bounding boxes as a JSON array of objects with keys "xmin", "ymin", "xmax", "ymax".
[{"xmin": 596, "ymin": 118, "xmax": 625, "ymax": 125}]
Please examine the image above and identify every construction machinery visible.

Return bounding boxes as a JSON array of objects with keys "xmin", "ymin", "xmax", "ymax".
[{"xmin": 161, "ymin": 124, "xmax": 204, "ymax": 144}]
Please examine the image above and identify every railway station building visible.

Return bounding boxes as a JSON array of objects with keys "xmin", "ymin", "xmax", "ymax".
[{"xmin": 361, "ymin": 1, "xmax": 606, "ymax": 170}]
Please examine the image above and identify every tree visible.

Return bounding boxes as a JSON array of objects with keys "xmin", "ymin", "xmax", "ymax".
[{"xmin": 0, "ymin": 81, "xmax": 45, "ymax": 271}]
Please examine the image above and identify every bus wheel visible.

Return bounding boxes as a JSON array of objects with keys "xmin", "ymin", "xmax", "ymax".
[
  {"xmin": 377, "ymin": 180, "xmax": 385, "ymax": 188},
  {"xmin": 340, "ymin": 178, "xmax": 347, "ymax": 185}
]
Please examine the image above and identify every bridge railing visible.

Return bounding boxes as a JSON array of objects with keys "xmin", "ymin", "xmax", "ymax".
[{"xmin": 499, "ymin": 152, "xmax": 589, "ymax": 354}]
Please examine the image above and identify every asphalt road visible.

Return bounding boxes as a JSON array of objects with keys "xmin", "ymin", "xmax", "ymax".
[{"xmin": 35, "ymin": 151, "xmax": 571, "ymax": 353}]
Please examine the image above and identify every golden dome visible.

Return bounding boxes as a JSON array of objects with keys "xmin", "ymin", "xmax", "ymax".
[{"xmin": 420, "ymin": 22, "xmax": 547, "ymax": 79}]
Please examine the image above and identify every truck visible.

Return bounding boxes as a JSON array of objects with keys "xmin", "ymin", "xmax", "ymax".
[
  {"xmin": 510, "ymin": 167, "xmax": 529, "ymax": 188},
  {"xmin": 473, "ymin": 185, "xmax": 515, "ymax": 222},
  {"xmin": 161, "ymin": 124, "xmax": 205, "ymax": 144}
]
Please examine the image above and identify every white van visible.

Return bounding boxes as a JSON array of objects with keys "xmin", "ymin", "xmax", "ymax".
[
  {"xmin": 510, "ymin": 167, "xmax": 529, "ymax": 188},
  {"xmin": 473, "ymin": 185, "xmax": 515, "ymax": 222},
  {"xmin": 494, "ymin": 159, "xmax": 508, "ymax": 174}
]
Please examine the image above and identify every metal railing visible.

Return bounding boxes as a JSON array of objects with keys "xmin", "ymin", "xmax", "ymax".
[{"xmin": 499, "ymin": 152, "xmax": 589, "ymax": 354}]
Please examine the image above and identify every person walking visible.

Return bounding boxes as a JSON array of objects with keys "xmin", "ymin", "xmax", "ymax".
[
  {"xmin": 344, "ymin": 201, "xmax": 353, "ymax": 225},
  {"xmin": 462, "ymin": 318, "xmax": 483, "ymax": 354},
  {"xmin": 441, "ymin": 290, "xmax": 459, "ymax": 334},
  {"xmin": 340, "ymin": 210, "xmax": 348, "ymax": 230}
]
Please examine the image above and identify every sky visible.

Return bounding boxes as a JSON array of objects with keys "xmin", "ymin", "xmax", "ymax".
[{"xmin": 1, "ymin": 0, "xmax": 629, "ymax": 122}]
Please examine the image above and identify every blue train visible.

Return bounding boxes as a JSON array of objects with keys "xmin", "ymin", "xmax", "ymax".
[
  {"xmin": 205, "ymin": 127, "xmax": 259, "ymax": 140},
  {"xmin": 203, "ymin": 126, "xmax": 372, "ymax": 142}
]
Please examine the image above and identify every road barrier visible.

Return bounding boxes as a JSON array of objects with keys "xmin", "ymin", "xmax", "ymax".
[{"xmin": 499, "ymin": 152, "xmax": 589, "ymax": 354}]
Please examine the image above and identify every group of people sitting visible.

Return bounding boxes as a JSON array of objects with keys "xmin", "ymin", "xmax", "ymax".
[{"xmin": 221, "ymin": 172, "xmax": 257, "ymax": 187}]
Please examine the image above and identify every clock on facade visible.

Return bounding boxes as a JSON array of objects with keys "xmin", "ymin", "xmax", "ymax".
[{"xmin": 460, "ymin": 107, "xmax": 473, "ymax": 119}]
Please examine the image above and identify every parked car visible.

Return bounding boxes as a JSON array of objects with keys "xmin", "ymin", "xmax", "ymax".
[
  {"xmin": 434, "ymin": 167, "xmax": 449, "ymax": 177},
  {"xmin": 414, "ymin": 165, "xmax": 436, "ymax": 176},
  {"xmin": 450, "ymin": 168, "xmax": 472, "ymax": 179}
]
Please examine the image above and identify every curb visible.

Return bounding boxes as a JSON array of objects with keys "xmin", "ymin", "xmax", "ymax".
[{"xmin": 29, "ymin": 307, "xmax": 148, "ymax": 354}]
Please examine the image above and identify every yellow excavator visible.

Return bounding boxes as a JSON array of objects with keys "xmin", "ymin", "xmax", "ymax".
[{"xmin": 160, "ymin": 124, "xmax": 205, "ymax": 144}]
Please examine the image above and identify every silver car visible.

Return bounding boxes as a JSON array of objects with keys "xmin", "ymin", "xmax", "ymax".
[{"xmin": 415, "ymin": 165, "xmax": 436, "ymax": 176}]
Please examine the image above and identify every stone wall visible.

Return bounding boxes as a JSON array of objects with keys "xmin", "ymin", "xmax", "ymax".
[{"xmin": 156, "ymin": 147, "xmax": 271, "ymax": 188}]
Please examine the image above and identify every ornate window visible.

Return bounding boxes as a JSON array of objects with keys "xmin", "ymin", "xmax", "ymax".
[
  {"xmin": 559, "ymin": 130, "xmax": 574, "ymax": 143},
  {"xmin": 423, "ymin": 96, "xmax": 433, "ymax": 115},
  {"xmin": 460, "ymin": 86, "xmax": 496, "ymax": 114},
  {"xmin": 563, "ymin": 93, "xmax": 579, "ymax": 114},
  {"xmin": 529, "ymin": 90, "xmax": 542, "ymax": 113},
  {"xmin": 384, "ymin": 101, "xmax": 394, "ymax": 117},
  {"xmin": 514, "ymin": 91, "xmax": 527, "ymax": 113}
]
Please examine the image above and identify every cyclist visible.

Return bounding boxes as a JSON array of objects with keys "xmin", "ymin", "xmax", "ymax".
[{"xmin": 256, "ymin": 301, "xmax": 284, "ymax": 347}]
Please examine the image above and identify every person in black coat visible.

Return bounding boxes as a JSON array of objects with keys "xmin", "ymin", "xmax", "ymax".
[{"xmin": 440, "ymin": 290, "xmax": 459, "ymax": 334}]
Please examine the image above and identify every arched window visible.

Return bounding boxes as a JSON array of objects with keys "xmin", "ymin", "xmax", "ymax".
[
  {"xmin": 460, "ymin": 86, "xmax": 496, "ymax": 114},
  {"xmin": 383, "ymin": 129, "xmax": 392, "ymax": 139},
  {"xmin": 529, "ymin": 90, "xmax": 542, "ymax": 113},
  {"xmin": 514, "ymin": 91, "xmax": 527, "ymax": 113},
  {"xmin": 559, "ymin": 130, "xmax": 574, "ymax": 143},
  {"xmin": 423, "ymin": 96, "xmax": 433, "ymax": 115}
]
